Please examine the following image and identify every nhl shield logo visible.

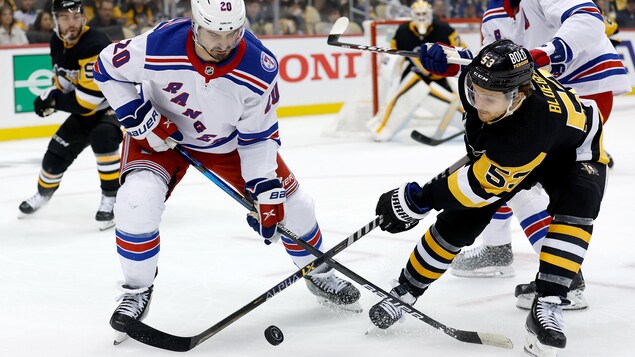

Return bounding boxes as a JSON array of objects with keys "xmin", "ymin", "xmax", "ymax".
[
  {"xmin": 261, "ymin": 52, "xmax": 277, "ymax": 72},
  {"xmin": 205, "ymin": 66, "xmax": 215, "ymax": 75}
]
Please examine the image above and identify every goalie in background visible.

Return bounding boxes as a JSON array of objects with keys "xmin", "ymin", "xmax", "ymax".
[{"xmin": 367, "ymin": 0, "xmax": 466, "ymax": 142}]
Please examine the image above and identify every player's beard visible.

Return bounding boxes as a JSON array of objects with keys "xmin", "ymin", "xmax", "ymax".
[{"xmin": 63, "ymin": 26, "xmax": 81, "ymax": 42}]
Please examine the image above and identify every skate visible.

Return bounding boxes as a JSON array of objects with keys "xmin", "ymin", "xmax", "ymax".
[
  {"xmin": 515, "ymin": 270, "xmax": 587, "ymax": 311},
  {"xmin": 524, "ymin": 295, "xmax": 567, "ymax": 357},
  {"xmin": 111, "ymin": 284, "xmax": 153, "ymax": 345},
  {"xmin": 450, "ymin": 243, "xmax": 514, "ymax": 278},
  {"xmin": 18, "ymin": 192, "xmax": 52, "ymax": 217},
  {"xmin": 96, "ymin": 194, "xmax": 116, "ymax": 231},
  {"xmin": 368, "ymin": 281, "xmax": 418, "ymax": 329},
  {"xmin": 305, "ymin": 265, "xmax": 362, "ymax": 312}
]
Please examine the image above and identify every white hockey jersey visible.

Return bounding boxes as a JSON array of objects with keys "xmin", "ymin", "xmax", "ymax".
[
  {"xmin": 481, "ymin": 0, "xmax": 630, "ymax": 96},
  {"xmin": 94, "ymin": 18, "xmax": 282, "ymax": 183}
]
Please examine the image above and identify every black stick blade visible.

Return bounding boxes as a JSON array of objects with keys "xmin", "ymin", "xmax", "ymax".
[{"xmin": 125, "ymin": 318, "xmax": 194, "ymax": 352}]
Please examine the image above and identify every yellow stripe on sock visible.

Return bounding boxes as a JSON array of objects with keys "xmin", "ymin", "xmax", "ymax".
[
  {"xmin": 548, "ymin": 224, "xmax": 591, "ymax": 244},
  {"xmin": 539, "ymin": 252, "xmax": 580, "ymax": 273}
]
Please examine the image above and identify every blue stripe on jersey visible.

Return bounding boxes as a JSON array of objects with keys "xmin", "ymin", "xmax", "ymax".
[
  {"xmin": 143, "ymin": 64, "xmax": 197, "ymax": 72},
  {"xmin": 558, "ymin": 53, "xmax": 626, "ymax": 83},
  {"xmin": 180, "ymin": 130, "xmax": 240, "ymax": 149},
  {"xmin": 560, "ymin": 2, "xmax": 603, "ymax": 23},
  {"xmin": 94, "ymin": 56, "xmax": 114, "ymax": 83},
  {"xmin": 485, "ymin": 0, "xmax": 504, "ymax": 10},
  {"xmin": 235, "ymin": 31, "xmax": 278, "ymax": 85},
  {"xmin": 562, "ymin": 68, "xmax": 628, "ymax": 84},
  {"xmin": 482, "ymin": 13, "xmax": 509, "ymax": 24},
  {"xmin": 237, "ymin": 123, "xmax": 279, "ymax": 146},
  {"xmin": 146, "ymin": 18, "xmax": 190, "ymax": 57},
  {"xmin": 223, "ymin": 74, "xmax": 265, "ymax": 95}
]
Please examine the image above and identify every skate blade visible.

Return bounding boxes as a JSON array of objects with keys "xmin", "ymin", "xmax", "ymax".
[
  {"xmin": 98, "ymin": 220, "xmax": 115, "ymax": 231},
  {"xmin": 451, "ymin": 266, "xmax": 515, "ymax": 278},
  {"xmin": 516, "ymin": 290, "xmax": 588, "ymax": 311},
  {"xmin": 315, "ymin": 296, "xmax": 363, "ymax": 313},
  {"xmin": 113, "ymin": 331, "xmax": 129, "ymax": 345},
  {"xmin": 524, "ymin": 333, "xmax": 562, "ymax": 357}
]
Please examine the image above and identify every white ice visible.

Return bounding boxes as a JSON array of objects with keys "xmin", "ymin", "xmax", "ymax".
[{"xmin": 1, "ymin": 97, "xmax": 634, "ymax": 357}]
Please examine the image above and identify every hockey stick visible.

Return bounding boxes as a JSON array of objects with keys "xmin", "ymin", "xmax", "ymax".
[
  {"xmin": 411, "ymin": 129, "xmax": 465, "ymax": 146},
  {"xmin": 122, "ymin": 143, "xmax": 381, "ymax": 351},
  {"xmin": 170, "ymin": 145, "xmax": 512, "ymax": 349},
  {"xmin": 327, "ymin": 17, "xmax": 471, "ymax": 65},
  {"xmin": 125, "ymin": 216, "xmax": 380, "ymax": 352}
]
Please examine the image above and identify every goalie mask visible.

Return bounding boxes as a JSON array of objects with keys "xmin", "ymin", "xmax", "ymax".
[
  {"xmin": 411, "ymin": 0, "xmax": 433, "ymax": 35},
  {"xmin": 191, "ymin": 0, "xmax": 246, "ymax": 62},
  {"xmin": 465, "ymin": 39, "xmax": 534, "ymax": 122},
  {"xmin": 52, "ymin": 0, "xmax": 85, "ymax": 43}
]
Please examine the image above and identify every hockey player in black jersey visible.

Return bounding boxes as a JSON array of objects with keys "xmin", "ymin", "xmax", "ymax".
[
  {"xmin": 369, "ymin": 39, "xmax": 608, "ymax": 357},
  {"xmin": 19, "ymin": 0, "xmax": 122, "ymax": 230},
  {"xmin": 367, "ymin": 0, "xmax": 467, "ymax": 141}
]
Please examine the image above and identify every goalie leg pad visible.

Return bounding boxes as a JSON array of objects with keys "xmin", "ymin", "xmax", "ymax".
[{"xmin": 367, "ymin": 72, "xmax": 430, "ymax": 141}]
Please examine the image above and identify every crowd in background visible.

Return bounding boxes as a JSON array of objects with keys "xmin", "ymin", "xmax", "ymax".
[{"xmin": 2, "ymin": 0, "xmax": 635, "ymax": 46}]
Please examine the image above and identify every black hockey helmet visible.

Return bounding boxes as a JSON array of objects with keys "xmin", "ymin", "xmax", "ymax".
[
  {"xmin": 467, "ymin": 39, "xmax": 534, "ymax": 93},
  {"xmin": 52, "ymin": 0, "xmax": 83, "ymax": 14}
]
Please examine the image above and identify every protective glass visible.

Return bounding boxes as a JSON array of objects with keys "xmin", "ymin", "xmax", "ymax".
[{"xmin": 465, "ymin": 74, "xmax": 517, "ymax": 112}]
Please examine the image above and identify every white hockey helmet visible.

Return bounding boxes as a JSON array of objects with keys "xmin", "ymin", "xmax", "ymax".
[
  {"xmin": 191, "ymin": 0, "xmax": 246, "ymax": 32},
  {"xmin": 191, "ymin": 0, "xmax": 246, "ymax": 56},
  {"xmin": 411, "ymin": 0, "xmax": 433, "ymax": 35}
]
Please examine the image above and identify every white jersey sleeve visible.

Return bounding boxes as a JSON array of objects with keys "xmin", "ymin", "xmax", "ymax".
[
  {"xmin": 535, "ymin": 0, "xmax": 605, "ymax": 55},
  {"xmin": 481, "ymin": 0, "xmax": 515, "ymax": 46}
]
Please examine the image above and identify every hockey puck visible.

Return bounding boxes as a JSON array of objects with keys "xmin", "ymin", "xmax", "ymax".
[{"xmin": 264, "ymin": 325, "xmax": 284, "ymax": 346}]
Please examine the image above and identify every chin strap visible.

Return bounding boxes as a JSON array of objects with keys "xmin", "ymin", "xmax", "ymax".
[{"xmin": 490, "ymin": 94, "xmax": 526, "ymax": 123}]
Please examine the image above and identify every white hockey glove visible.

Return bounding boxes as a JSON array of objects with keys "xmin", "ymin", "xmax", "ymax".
[
  {"xmin": 245, "ymin": 178, "xmax": 287, "ymax": 244},
  {"xmin": 376, "ymin": 182, "xmax": 430, "ymax": 233}
]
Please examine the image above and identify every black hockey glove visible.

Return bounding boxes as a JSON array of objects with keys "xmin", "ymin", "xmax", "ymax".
[
  {"xmin": 376, "ymin": 182, "xmax": 430, "ymax": 234},
  {"xmin": 33, "ymin": 88, "xmax": 60, "ymax": 117}
]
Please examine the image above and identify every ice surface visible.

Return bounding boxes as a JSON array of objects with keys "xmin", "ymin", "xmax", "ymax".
[{"xmin": 1, "ymin": 97, "xmax": 634, "ymax": 357}]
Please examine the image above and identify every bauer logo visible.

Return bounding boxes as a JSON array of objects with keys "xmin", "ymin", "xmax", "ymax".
[
  {"xmin": 261, "ymin": 52, "xmax": 277, "ymax": 73},
  {"xmin": 13, "ymin": 54, "xmax": 54, "ymax": 113}
]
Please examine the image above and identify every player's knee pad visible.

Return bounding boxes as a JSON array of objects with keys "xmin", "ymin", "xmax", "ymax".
[
  {"xmin": 41, "ymin": 150, "xmax": 72, "ymax": 175},
  {"xmin": 283, "ymin": 188, "xmax": 318, "ymax": 236},
  {"xmin": 508, "ymin": 185, "xmax": 549, "ymax": 215},
  {"xmin": 90, "ymin": 122, "xmax": 123, "ymax": 153},
  {"xmin": 368, "ymin": 72, "xmax": 430, "ymax": 141},
  {"xmin": 115, "ymin": 170, "xmax": 168, "ymax": 234}
]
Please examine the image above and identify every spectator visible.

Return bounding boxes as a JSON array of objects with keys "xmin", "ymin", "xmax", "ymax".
[
  {"xmin": 124, "ymin": 0, "xmax": 154, "ymax": 34},
  {"xmin": 0, "ymin": 5, "xmax": 28, "ymax": 45},
  {"xmin": 88, "ymin": 0, "xmax": 126, "ymax": 40},
  {"xmin": 245, "ymin": 0, "xmax": 271, "ymax": 35},
  {"xmin": 616, "ymin": 0, "xmax": 635, "ymax": 27},
  {"xmin": 26, "ymin": 10, "xmax": 53, "ymax": 43},
  {"xmin": 0, "ymin": 0, "xmax": 16, "ymax": 12},
  {"xmin": 281, "ymin": 0, "xmax": 307, "ymax": 34},
  {"xmin": 14, "ymin": 0, "xmax": 37, "ymax": 29},
  {"xmin": 433, "ymin": 0, "xmax": 447, "ymax": 20},
  {"xmin": 459, "ymin": 0, "xmax": 483, "ymax": 18}
]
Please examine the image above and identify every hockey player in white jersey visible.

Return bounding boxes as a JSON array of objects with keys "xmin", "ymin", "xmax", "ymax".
[
  {"xmin": 449, "ymin": 0, "xmax": 630, "ymax": 312},
  {"xmin": 93, "ymin": 0, "xmax": 361, "ymax": 344}
]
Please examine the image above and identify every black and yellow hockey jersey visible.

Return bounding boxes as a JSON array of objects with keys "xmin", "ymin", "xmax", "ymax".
[
  {"xmin": 420, "ymin": 69, "xmax": 608, "ymax": 211},
  {"xmin": 49, "ymin": 26, "xmax": 111, "ymax": 116}
]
